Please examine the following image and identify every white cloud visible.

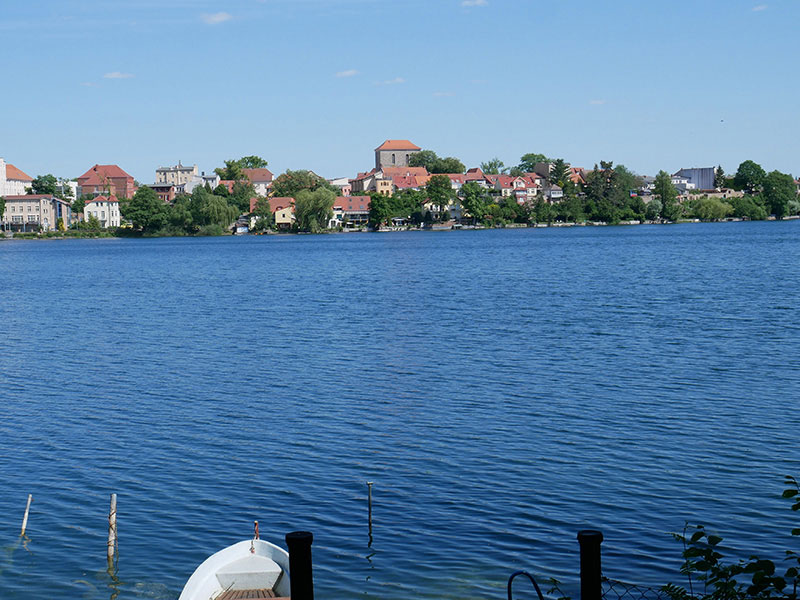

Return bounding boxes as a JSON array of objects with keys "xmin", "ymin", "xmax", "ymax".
[
  {"xmin": 378, "ymin": 77, "xmax": 405, "ymax": 85},
  {"xmin": 462, "ymin": 0, "xmax": 488, "ymax": 6},
  {"xmin": 336, "ymin": 69, "xmax": 359, "ymax": 78},
  {"xmin": 589, "ymin": 99, "xmax": 606, "ymax": 105},
  {"xmin": 200, "ymin": 12, "xmax": 233, "ymax": 24},
  {"xmin": 752, "ymin": 4, "xmax": 767, "ymax": 10},
  {"xmin": 104, "ymin": 72, "xmax": 134, "ymax": 79}
]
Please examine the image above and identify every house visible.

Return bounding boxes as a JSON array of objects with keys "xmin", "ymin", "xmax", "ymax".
[
  {"xmin": 674, "ymin": 167, "xmax": 716, "ymax": 191},
  {"xmin": 375, "ymin": 140, "xmax": 422, "ymax": 170},
  {"xmin": 249, "ymin": 196, "xmax": 295, "ymax": 230},
  {"xmin": 332, "ymin": 196, "xmax": 370, "ymax": 227},
  {"xmin": 1, "ymin": 194, "xmax": 72, "ymax": 232},
  {"xmin": 84, "ymin": 195, "xmax": 121, "ymax": 228},
  {"xmin": 77, "ymin": 164, "xmax": 136, "ymax": 199},
  {"xmin": 156, "ymin": 161, "xmax": 198, "ymax": 186},
  {"xmin": 329, "ymin": 177, "xmax": 352, "ymax": 197},
  {"xmin": 149, "ymin": 183, "xmax": 177, "ymax": 204},
  {"xmin": 670, "ymin": 174, "xmax": 696, "ymax": 195},
  {"xmin": 0, "ymin": 159, "xmax": 34, "ymax": 196},
  {"xmin": 243, "ymin": 168, "xmax": 274, "ymax": 196}
]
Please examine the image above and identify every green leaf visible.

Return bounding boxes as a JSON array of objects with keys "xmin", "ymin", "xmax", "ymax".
[
  {"xmin": 782, "ymin": 489, "xmax": 798, "ymax": 498},
  {"xmin": 707, "ymin": 535, "xmax": 723, "ymax": 546},
  {"xmin": 690, "ymin": 531, "xmax": 704, "ymax": 543},
  {"xmin": 785, "ymin": 567, "xmax": 798, "ymax": 578},
  {"xmin": 792, "ymin": 501, "xmax": 800, "ymax": 511},
  {"xmin": 791, "ymin": 528, "xmax": 800, "ymax": 536}
]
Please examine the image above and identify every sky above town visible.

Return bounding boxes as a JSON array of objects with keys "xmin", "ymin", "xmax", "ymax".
[{"xmin": 3, "ymin": 0, "xmax": 798, "ymax": 183}]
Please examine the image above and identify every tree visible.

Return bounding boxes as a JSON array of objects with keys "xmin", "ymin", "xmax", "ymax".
[
  {"xmin": 729, "ymin": 195, "xmax": 767, "ymax": 220},
  {"xmin": 122, "ymin": 186, "xmax": 169, "ymax": 233},
  {"xmin": 689, "ymin": 196, "xmax": 733, "ymax": 221},
  {"xmin": 480, "ymin": 158, "xmax": 507, "ymax": 175},
  {"xmin": 72, "ymin": 195, "xmax": 88, "ymax": 218},
  {"xmin": 644, "ymin": 198, "xmax": 662, "ymax": 221},
  {"xmin": 238, "ymin": 156, "xmax": 268, "ymax": 169},
  {"xmin": 653, "ymin": 170, "xmax": 679, "ymax": 220},
  {"xmin": 214, "ymin": 155, "xmax": 268, "ymax": 180},
  {"xmin": 408, "ymin": 150, "xmax": 464, "ymax": 174},
  {"xmin": 426, "ymin": 174, "xmax": 455, "ymax": 218},
  {"xmin": 213, "ymin": 183, "xmax": 230, "ymax": 197},
  {"xmin": 733, "ymin": 160, "xmax": 766, "ymax": 194},
  {"xmin": 762, "ymin": 170, "xmax": 796, "ymax": 219},
  {"xmin": 30, "ymin": 174, "xmax": 59, "ymax": 196},
  {"xmin": 0, "ymin": 197, "xmax": 5, "ymax": 222},
  {"xmin": 230, "ymin": 180, "xmax": 256, "ymax": 214},
  {"xmin": 408, "ymin": 150, "xmax": 439, "ymax": 171},
  {"xmin": 272, "ymin": 169, "xmax": 336, "ymax": 198},
  {"xmin": 368, "ymin": 194, "xmax": 393, "ymax": 229},
  {"xmin": 460, "ymin": 181, "xmax": 489, "ymax": 224},
  {"xmin": 549, "ymin": 159, "xmax": 570, "ymax": 186},
  {"xmin": 714, "ymin": 165, "xmax": 726, "ymax": 189},
  {"xmin": 294, "ymin": 188, "xmax": 335, "ymax": 232},
  {"xmin": 518, "ymin": 153, "xmax": 552, "ymax": 173}
]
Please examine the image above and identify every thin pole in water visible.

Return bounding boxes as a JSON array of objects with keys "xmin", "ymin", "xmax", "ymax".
[
  {"xmin": 107, "ymin": 494, "xmax": 118, "ymax": 565},
  {"xmin": 367, "ymin": 481, "xmax": 373, "ymax": 545},
  {"xmin": 20, "ymin": 494, "xmax": 33, "ymax": 536}
]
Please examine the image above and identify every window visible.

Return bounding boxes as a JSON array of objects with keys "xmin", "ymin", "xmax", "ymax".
[
  {"xmin": 12, "ymin": 216, "xmax": 22, "ymax": 223},
  {"xmin": 392, "ymin": 153, "xmax": 396, "ymax": 164}
]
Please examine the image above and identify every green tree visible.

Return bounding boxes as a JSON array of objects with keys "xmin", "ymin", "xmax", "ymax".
[
  {"xmin": 213, "ymin": 183, "xmax": 230, "ymax": 197},
  {"xmin": 214, "ymin": 159, "xmax": 245, "ymax": 182},
  {"xmin": 644, "ymin": 198, "xmax": 662, "ymax": 221},
  {"xmin": 729, "ymin": 195, "xmax": 767, "ymax": 220},
  {"xmin": 480, "ymin": 158, "xmax": 507, "ymax": 175},
  {"xmin": 0, "ymin": 197, "xmax": 5, "ymax": 221},
  {"xmin": 122, "ymin": 186, "xmax": 169, "ymax": 233},
  {"xmin": 408, "ymin": 150, "xmax": 464, "ymax": 174},
  {"xmin": 72, "ymin": 195, "xmax": 88, "ymax": 217},
  {"xmin": 714, "ymin": 165, "xmax": 726, "ymax": 189},
  {"xmin": 294, "ymin": 188, "xmax": 335, "ymax": 232},
  {"xmin": 460, "ymin": 181, "xmax": 489, "ymax": 224},
  {"xmin": 733, "ymin": 160, "xmax": 766, "ymax": 194},
  {"xmin": 30, "ymin": 174, "xmax": 59, "ymax": 195},
  {"xmin": 426, "ymin": 174, "xmax": 455, "ymax": 217},
  {"xmin": 408, "ymin": 150, "xmax": 439, "ymax": 171},
  {"xmin": 230, "ymin": 180, "xmax": 256, "ymax": 214},
  {"xmin": 549, "ymin": 159, "xmax": 570, "ymax": 186},
  {"xmin": 189, "ymin": 186, "xmax": 238, "ymax": 230},
  {"xmin": 368, "ymin": 194, "xmax": 393, "ymax": 229},
  {"xmin": 762, "ymin": 170, "xmax": 796, "ymax": 219},
  {"xmin": 272, "ymin": 169, "xmax": 336, "ymax": 198},
  {"xmin": 238, "ymin": 155, "xmax": 269, "ymax": 169},
  {"xmin": 654, "ymin": 170, "xmax": 679, "ymax": 220},
  {"xmin": 251, "ymin": 197, "xmax": 274, "ymax": 229},
  {"xmin": 518, "ymin": 153, "xmax": 552, "ymax": 173},
  {"xmin": 689, "ymin": 196, "xmax": 733, "ymax": 221}
]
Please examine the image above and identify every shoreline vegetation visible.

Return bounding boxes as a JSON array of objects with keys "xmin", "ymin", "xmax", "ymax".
[
  {"xmin": 3, "ymin": 156, "xmax": 797, "ymax": 239},
  {"xmin": 3, "ymin": 214, "xmax": 799, "ymax": 241}
]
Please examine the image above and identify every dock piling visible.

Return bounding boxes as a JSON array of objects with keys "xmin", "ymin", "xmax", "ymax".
[
  {"xmin": 286, "ymin": 530, "xmax": 314, "ymax": 600},
  {"xmin": 20, "ymin": 494, "xmax": 33, "ymax": 536},
  {"xmin": 367, "ymin": 481, "xmax": 373, "ymax": 543},
  {"xmin": 577, "ymin": 529, "xmax": 603, "ymax": 600},
  {"xmin": 107, "ymin": 493, "xmax": 118, "ymax": 565}
]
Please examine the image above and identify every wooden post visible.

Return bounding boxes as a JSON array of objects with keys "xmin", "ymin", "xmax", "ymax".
[
  {"xmin": 107, "ymin": 494, "xmax": 118, "ymax": 565},
  {"xmin": 286, "ymin": 531, "xmax": 314, "ymax": 600},
  {"xmin": 367, "ymin": 481, "xmax": 373, "ymax": 541},
  {"xmin": 578, "ymin": 529, "xmax": 603, "ymax": 600},
  {"xmin": 20, "ymin": 494, "xmax": 33, "ymax": 536}
]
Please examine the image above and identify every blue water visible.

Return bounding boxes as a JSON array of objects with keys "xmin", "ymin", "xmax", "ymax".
[{"xmin": 1, "ymin": 222, "xmax": 799, "ymax": 600}]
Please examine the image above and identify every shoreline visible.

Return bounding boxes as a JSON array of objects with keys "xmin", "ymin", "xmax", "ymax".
[{"xmin": 2, "ymin": 214, "xmax": 797, "ymax": 241}]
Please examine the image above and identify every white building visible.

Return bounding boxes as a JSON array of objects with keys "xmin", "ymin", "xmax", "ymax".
[
  {"xmin": 0, "ymin": 158, "xmax": 34, "ymax": 196},
  {"xmin": 84, "ymin": 195, "xmax": 121, "ymax": 228},
  {"xmin": 156, "ymin": 161, "xmax": 199, "ymax": 186}
]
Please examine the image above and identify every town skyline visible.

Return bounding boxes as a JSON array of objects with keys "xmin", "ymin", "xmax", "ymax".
[{"xmin": 4, "ymin": 0, "xmax": 799, "ymax": 182}]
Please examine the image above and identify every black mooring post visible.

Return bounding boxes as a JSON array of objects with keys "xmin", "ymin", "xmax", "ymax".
[
  {"xmin": 286, "ymin": 531, "xmax": 314, "ymax": 600},
  {"xmin": 577, "ymin": 530, "xmax": 603, "ymax": 600}
]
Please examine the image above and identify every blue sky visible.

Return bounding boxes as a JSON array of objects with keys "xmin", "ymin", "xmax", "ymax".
[{"xmin": 3, "ymin": 0, "xmax": 798, "ymax": 183}]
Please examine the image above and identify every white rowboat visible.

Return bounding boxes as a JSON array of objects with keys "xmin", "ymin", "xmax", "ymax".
[{"xmin": 178, "ymin": 537, "xmax": 291, "ymax": 600}]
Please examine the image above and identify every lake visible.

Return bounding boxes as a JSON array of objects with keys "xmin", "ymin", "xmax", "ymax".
[{"xmin": 1, "ymin": 222, "xmax": 799, "ymax": 600}]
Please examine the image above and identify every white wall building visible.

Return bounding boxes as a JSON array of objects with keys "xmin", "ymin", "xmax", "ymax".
[{"xmin": 84, "ymin": 195, "xmax": 121, "ymax": 228}]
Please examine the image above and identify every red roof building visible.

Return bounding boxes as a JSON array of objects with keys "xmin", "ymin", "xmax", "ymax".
[
  {"xmin": 375, "ymin": 139, "xmax": 422, "ymax": 170},
  {"xmin": 76, "ymin": 164, "xmax": 136, "ymax": 199}
]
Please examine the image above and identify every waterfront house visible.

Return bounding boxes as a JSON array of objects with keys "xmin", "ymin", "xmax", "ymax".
[
  {"xmin": 332, "ymin": 195, "xmax": 370, "ymax": 228},
  {"xmin": 77, "ymin": 164, "xmax": 136, "ymax": 199},
  {"xmin": 1, "ymin": 194, "xmax": 72, "ymax": 232},
  {"xmin": 84, "ymin": 195, "xmax": 121, "ymax": 228},
  {"xmin": 150, "ymin": 183, "xmax": 177, "ymax": 203}
]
